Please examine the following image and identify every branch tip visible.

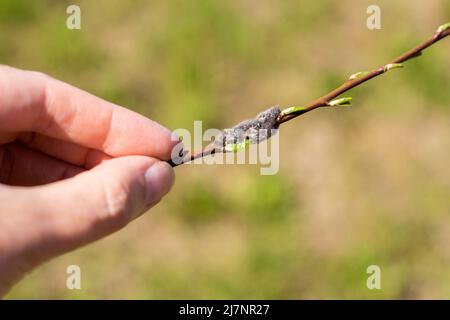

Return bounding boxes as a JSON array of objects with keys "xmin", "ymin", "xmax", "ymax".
[{"xmin": 437, "ymin": 22, "xmax": 450, "ymax": 33}]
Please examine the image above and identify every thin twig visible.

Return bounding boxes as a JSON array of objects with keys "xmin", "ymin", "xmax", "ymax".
[
  {"xmin": 277, "ymin": 26, "xmax": 450, "ymax": 124},
  {"xmin": 170, "ymin": 24, "xmax": 450, "ymax": 167}
]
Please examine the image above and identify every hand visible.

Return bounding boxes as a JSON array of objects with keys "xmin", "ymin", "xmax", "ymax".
[{"xmin": 0, "ymin": 66, "xmax": 178, "ymax": 296}]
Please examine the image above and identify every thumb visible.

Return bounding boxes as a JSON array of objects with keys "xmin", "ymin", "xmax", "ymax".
[{"xmin": 4, "ymin": 156, "xmax": 174, "ymax": 263}]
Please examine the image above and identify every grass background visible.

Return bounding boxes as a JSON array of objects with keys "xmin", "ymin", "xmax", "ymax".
[{"xmin": 2, "ymin": 0, "xmax": 450, "ymax": 299}]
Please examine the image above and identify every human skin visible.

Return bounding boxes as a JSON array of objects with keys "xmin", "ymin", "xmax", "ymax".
[{"xmin": 0, "ymin": 66, "xmax": 178, "ymax": 296}]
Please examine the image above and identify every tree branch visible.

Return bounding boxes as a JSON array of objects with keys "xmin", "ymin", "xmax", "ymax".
[
  {"xmin": 277, "ymin": 24, "xmax": 450, "ymax": 124},
  {"xmin": 170, "ymin": 23, "xmax": 450, "ymax": 167}
]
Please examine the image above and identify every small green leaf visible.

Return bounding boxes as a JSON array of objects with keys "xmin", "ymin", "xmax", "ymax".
[
  {"xmin": 349, "ymin": 71, "xmax": 369, "ymax": 80},
  {"xmin": 280, "ymin": 106, "xmax": 306, "ymax": 116},
  {"xmin": 385, "ymin": 63, "xmax": 404, "ymax": 71},
  {"xmin": 329, "ymin": 97, "xmax": 353, "ymax": 107},
  {"xmin": 437, "ymin": 22, "xmax": 450, "ymax": 33}
]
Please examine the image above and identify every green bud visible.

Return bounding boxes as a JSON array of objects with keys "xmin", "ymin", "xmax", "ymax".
[
  {"xmin": 349, "ymin": 71, "xmax": 370, "ymax": 80},
  {"xmin": 385, "ymin": 63, "xmax": 404, "ymax": 71},
  {"xmin": 280, "ymin": 106, "xmax": 306, "ymax": 116},
  {"xmin": 328, "ymin": 97, "xmax": 353, "ymax": 107},
  {"xmin": 437, "ymin": 22, "xmax": 450, "ymax": 33}
]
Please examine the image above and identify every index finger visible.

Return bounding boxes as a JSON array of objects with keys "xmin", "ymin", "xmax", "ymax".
[{"xmin": 0, "ymin": 65, "xmax": 178, "ymax": 160}]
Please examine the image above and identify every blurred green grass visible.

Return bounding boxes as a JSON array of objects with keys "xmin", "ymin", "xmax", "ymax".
[{"xmin": 2, "ymin": 0, "xmax": 450, "ymax": 299}]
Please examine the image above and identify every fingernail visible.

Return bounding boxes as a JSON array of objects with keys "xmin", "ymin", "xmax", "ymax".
[{"xmin": 144, "ymin": 161, "xmax": 175, "ymax": 208}]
